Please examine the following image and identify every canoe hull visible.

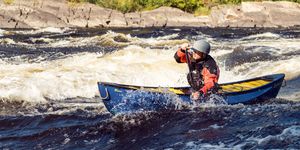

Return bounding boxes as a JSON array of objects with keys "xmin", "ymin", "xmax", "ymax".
[{"xmin": 98, "ymin": 74, "xmax": 285, "ymax": 114}]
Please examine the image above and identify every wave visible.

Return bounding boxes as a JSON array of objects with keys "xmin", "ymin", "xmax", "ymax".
[
  {"xmin": 2, "ymin": 31, "xmax": 185, "ymax": 48},
  {"xmin": 16, "ymin": 27, "xmax": 70, "ymax": 35},
  {"xmin": 0, "ymin": 28, "xmax": 5, "ymax": 37},
  {"xmin": 241, "ymin": 32, "xmax": 281, "ymax": 41},
  {"xmin": 182, "ymin": 125, "xmax": 300, "ymax": 149},
  {"xmin": 96, "ymin": 31, "xmax": 188, "ymax": 48},
  {"xmin": 221, "ymin": 56, "xmax": 300, "ymax": 81},
  {"xmin": 0, "ymin": 29, "xmax": 300, "ymax": 103},
  {"xmin": 36, "ymin": 27, "xmax": 70, "ymax": 34},
  {"xmin": 0, "ymin": 38, "xmax": 16, "ymax": 45},
  {"xmin": 1, "ymin": 29, "xmax": 300, "ymax": 150},
  {"xmin": 1, "ymin": 44, "xmax": 300, "ymax": 103},
  {"xmin": 0, "ymin": 46, "xmax": 185, "ymax": 103}
]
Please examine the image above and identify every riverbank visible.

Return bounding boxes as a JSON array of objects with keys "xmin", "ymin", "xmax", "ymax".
[{"xmin": 0, "ymin": 0, "xmax": 300, "ymax": 28}]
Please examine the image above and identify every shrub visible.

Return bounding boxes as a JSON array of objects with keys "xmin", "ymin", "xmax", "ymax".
[
  {"xmin": 73, "ymin": 0, "xmax": 300, "ymax": 15},
  {"xmin": 3, "ymin": 0, "xmax": 14, "ymax": 5}
]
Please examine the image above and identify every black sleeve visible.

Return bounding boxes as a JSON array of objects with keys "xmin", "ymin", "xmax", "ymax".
[{"xmin": 204, "ymin": 56, "xmax": 219, "ymax": 75}]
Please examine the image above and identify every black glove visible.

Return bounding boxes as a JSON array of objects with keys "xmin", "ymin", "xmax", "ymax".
[{"xmin": 180, "ymin": 47, "xmax": 188, "ymax": 53}]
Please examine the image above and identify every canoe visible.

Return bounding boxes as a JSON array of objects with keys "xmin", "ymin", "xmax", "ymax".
[{"xmin": 98, "ymin": 74, "xmax": 285, "ymax": 115}]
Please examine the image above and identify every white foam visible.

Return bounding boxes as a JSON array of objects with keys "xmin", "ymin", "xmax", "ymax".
[
  {"xmin": 220, "ymin": 57, "xmax": 300, "ymax": 100},
  {"xmin": 0, "ymin": 46, "xmax": 187, "ymax": 102},
  {"xmin": 16, "ymin": 27, "xmax": 70, "ymax": 35},
  {"xmin": 241, "ymin": 32, "xmax": 281, "ymax": 41},
  {"xmin": 0, "ymin": 38, "xmax": 16, "ymax": 45},
  {"xmin": 1, "ymin": 30, "xmax": 299, "ymax": 103},
  {"xmin": 184, "ymin": 141, "xmax": 229, "ymax": 150},
  {"xmin": 156, "ymin": 33, "xmax": 179, "ymax": 40},
  {"xmin": 242, "ymin": 39, "xmax": 300, "ymax": 54},
  {"xmin": 227, "ymin": 56, "xmax": 300, "ymax": 81},
  {"xmin": 98, "ymin": 31, "xmax": 188, "ymax": 48},
  {"xmin": 1, "ymin": 42, "xmax": 299, "ymax": 103},
  {"xmin": 0, "ymin": 28, "xmax": 5, "ymax": 36},
  {"xmin": 37, "ymin": 27, "xmax": 69, "ymax": 33},
  {"xmin": 171, "ymin": 28, "xmax": 181, "ymax": 31},
  {"xmin": 194, "ymin": 125, "xmax": 300, "ymax": 149},
  {"xmin": 243, "ymin": 125, "xmax": 300, "ymax": 147},
  {"xmin": 209, "ymin": 124, "xmax": 224, "ymax": 129}
]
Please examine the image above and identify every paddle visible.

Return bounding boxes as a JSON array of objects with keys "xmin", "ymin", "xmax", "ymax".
[
  {"xmin": 184, "ymin": 48, "xmax": 195, "ymax": 92},
  {"xmin": 185, "ymin": 48, "xmax": 198, "ymax": 99},
  {"xmin": 184, "ymin": 48, "xmax": 201, "ymax": 100}
]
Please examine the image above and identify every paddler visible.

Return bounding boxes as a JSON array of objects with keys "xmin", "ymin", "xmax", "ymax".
[{"xmin": 174, "ymin": 40, "xmax": 220, "ymax": 100}]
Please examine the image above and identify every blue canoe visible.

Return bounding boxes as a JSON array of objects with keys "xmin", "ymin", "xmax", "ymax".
[{"xmin": 98, "ymin": 74, "xmax": 285, "ymax": 115}]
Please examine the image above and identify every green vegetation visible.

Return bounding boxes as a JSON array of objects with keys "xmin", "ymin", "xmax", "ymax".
[
  {"xmin": 69, "ymin": 0, "xmax": 300, "ymax": 15},
  {"xmin": 83, "ymin": 0, "xmax": 215, "ymax": 15},
  {"xmin": 3, "ymin": 0, "xmax": 14, "ymax": 5}
]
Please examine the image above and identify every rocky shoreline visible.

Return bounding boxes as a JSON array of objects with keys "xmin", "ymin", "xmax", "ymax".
[{"xmin": 0, "ymin": 0, "xmax": 300, "ymax": 28}]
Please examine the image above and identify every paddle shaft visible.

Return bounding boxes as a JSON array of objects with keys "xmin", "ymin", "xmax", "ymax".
[{"xmin": 185, "ymin": 49, "xmax": 194, "ymax": 85}]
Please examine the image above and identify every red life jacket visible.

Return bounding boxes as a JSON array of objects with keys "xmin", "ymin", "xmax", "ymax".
[{"xmin": 174, "ymin": 49, "xmax": 220, "ymax": 95}]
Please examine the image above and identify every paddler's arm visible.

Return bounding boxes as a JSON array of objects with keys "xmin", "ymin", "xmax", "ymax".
[
  {"xmin": 199, "ymin": 67, "xmax": 219, "ymax": 95},
  {"xmin": 174, "ymin": 48, "xmax": 187, "ymax": 63},
  {"xmin": 174, "ymin": 43, "xmax": 190, "ymax": 63}
]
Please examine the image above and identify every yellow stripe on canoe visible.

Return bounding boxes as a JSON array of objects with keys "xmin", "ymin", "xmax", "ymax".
[
  {"xmin": 125, "ymin": 86, "xmax": 186, "ymax": 95},
  {"xmin": 221, "ymin": 79, "xmax": 270, "ymax": 92},
  {"xmin": 121, "ymin": 79, "xmax": 271, "ymax": 94},
  {"xmin": 168, "ymin": 88, "xmax": 185, "ymax": 94},
  {"xmin": 149, "ymin": 88, "xmax": 186, "ymax": 94}
]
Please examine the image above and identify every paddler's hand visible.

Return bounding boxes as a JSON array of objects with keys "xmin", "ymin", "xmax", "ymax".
[
  {"xmin": 180, "ymin": 43, "xmax": 191, "ymax": 52},
  {"xmin": 191, "ymin": 91, "xmax": 200, "ymax": 101}
]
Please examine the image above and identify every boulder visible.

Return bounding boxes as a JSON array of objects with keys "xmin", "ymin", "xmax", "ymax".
[
  {"xmin": 140, "ymin": 7, "xmax": 209, "ymax": 27},
  {"xmin": 263, "ymin": 2, "xmax": 300, "ymax": 27},
  {"xmin": 163, "ymin": 7, "xmax": 208, "ymax": 27},
  {"xmin": 209, "ymin": 2, "xmax": 300, "ymax": 27},
  {"xmin": 106, "ymin": 10, "xmax": 127, "ymax": 27},
  {"xmin": 125, "ymin": 12, "xmax": 142, "ymax": 27},
  {"xmin": 210, "ymin": 5, "xmax": 241, "ymax": 27},
  {"xmin": 86, "ymin": 6, "xmax": 111, "ymax": 28},
  {"xmin": 0, "ymin": 0, "xmax": 300, "ymax": 28},
  {"xmin": 241, "ymin": 2, "xmax": 266, "ymax": 12},
  {"xmin": 0, "ymin": 0, "xmax": 113, "ymax": 28},
  {"xmin": 141, "ymin": 7, "xmax": 168, "ymax": 27}
]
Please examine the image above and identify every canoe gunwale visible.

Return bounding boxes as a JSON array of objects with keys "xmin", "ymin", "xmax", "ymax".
[{"xmin": 97, "ymin": 74, "xmax": 285, "ymax": 96}]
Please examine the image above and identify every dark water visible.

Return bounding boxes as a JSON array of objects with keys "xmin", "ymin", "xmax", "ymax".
[{"xmin": 0, "ymin": 27, "xmax": 300, "ymax": 149}]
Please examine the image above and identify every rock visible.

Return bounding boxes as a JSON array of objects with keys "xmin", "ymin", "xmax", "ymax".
[
  {"xmin": 210, "ymin": 5, "xmax": 241, "ymax": 27},
  {"xmin": 24, "ymin": 9, "xmax": 67, "ymax": 28},
  {"xmin": 264, "ymin": 2, "xmax": 300, "ymax": 27},
  {"xmin": 125, "ymin": 12, "xmax": 142, "ymax": 27},
  {"xmin": 0, "ymin": 4, "xmax": 31, "ymax": 28},
  {"xmin": 241, "ymin": 2, "xmax": 266, "ymax": 12},
  {"xmin": 262, "ymin": 1, "xmax": 300, "ymax": 9},
  {"xmin": 106, "ymin": 10, "xmax": 127, "ymax": 27},
  {"xmin": 0, "ymin": 0, "xmax": 113, "ymax": 28},
  {"xmin": 268, "ymin": 9, "xmax": 300, "ymax": 27},
  {"xmin": 0, "ymin": 0, "xmax": 300, "ymax": 28},
  {"xmin": 210, "ymin": 2, "xmax": 300, "ymax": 27},
  {"xmin": 55, "ymin": 2, "xmax": 110, "ymax": 28},
  {"xmin": 140, "ymin": 7, "xmax": 209, "ymax": 27},
  {"xmin": 165, "ymin": 7, "xmax": 209, "ymax": 27},
  {"xmin": 240, "ymin": 2, "xmax": 268, "ymax": 27},
  {"xmin": 8, "ymin": 0, "xmax": 68, "ymax": 28},
  {"xmin": 85, "ymin": 6, "xmax": 111, "ymax": 28},
  {"xmin": 141, "ymin": 7, "xmax": 168, "ymax": 27}
]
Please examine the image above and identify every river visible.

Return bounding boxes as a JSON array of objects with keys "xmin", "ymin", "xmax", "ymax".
[{"xmin": 0, "ymin": 27, "xmax": 299, "ymax": 149}]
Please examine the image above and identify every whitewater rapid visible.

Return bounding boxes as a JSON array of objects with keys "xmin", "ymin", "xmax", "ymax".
[
  {"xmin": 1, "ymin": 27, "xmax": 300, "ymax": 150},
  {"xmin": 0, "ymin": 28, "xmax": 299, "ymax": 103}
]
